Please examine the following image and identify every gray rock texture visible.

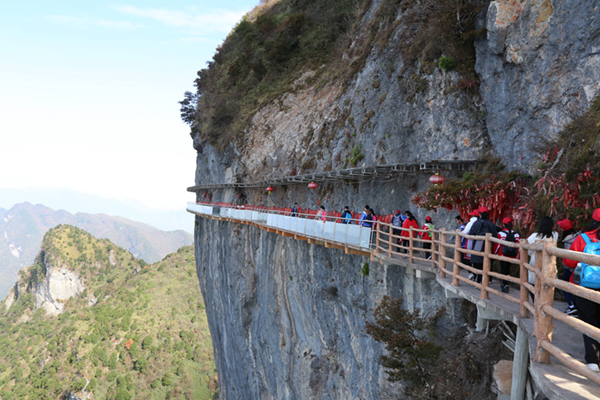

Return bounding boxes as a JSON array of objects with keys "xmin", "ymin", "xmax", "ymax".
[
  {"xmin": 195, "ymin": 217, "xmax": 463, "ymax": 400},
  {"xmin": 476, "ymin": 0, "xmax": 600, "ymax": 171}
]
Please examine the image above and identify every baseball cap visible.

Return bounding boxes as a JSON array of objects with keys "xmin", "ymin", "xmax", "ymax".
[
  {"xmin": 478, "ymin": 206, "xmax": 489, "ymax": 213},
  {"xmin": 502, "ymin": 217, "xmax": 513, "ymax": 224},
  {"xmin": 593, "ymin": 208, "xmax": 600, "ymax": 222},
  {"xmin": 425, "ymin": 216, "xmax": 432, "ymax": 222},
  {"xmin": 557, "ymin": 219, "xmax": 573, "ymax": 231},
  {"xmin": 395, "ymin": 210, "xmax": 401, "ymax": 214},
  {"xmin": 468, "ymin": 210, "xmax": 480, "ymax": 217}
]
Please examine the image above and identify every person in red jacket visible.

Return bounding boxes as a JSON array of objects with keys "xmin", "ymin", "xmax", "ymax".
[
  {"xmin": 563, "ymin": 208, "xmax": 600, "ymax": 372},
  {"xmin": 421, "ymin": 216, "xmax": 434, "ymax": 259},
  {"xmin": 401, "ymin": 211, "xmax": 419, "ymax": 254}
]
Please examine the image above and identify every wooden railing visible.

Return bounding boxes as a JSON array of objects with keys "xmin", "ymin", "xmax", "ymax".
[
  {"xmin": 189, "ymin": 201, "xmax": 600, "ymax": 386},
  {"xmin": 374, "ymin": 220, "xmax": 600, "ymax": 386}
]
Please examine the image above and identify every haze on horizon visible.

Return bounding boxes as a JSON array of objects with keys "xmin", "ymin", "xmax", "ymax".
[{"xmin": 0, "ymin": 0, "xmax": 259, "ymax": 211}]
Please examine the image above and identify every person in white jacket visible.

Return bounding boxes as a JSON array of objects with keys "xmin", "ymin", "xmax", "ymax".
[
  {"xmin": 463, "ymin": 210, "xmax": 479, "ymax": 279},
  {"xmin": 527, "ymin": 216, "xmax": 559, "ymax": 286}
]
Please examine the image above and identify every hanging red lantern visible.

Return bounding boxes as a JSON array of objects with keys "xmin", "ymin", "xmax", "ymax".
[
  {"xmin": 429, "ymin": 173, "xmax": 446, "ymax": 186},
  {"xmin": 308, "ymin": 182, "xmax": 318, "ymax": 190},
  {"xmin": 266, "ymin": 186, "xmax": 274, "ymax": 194}
]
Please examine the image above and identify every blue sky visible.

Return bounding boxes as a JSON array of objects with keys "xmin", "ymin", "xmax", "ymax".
[{"xmin": 0, "ymin": 1, "xmax": 259, "ymax": 210}]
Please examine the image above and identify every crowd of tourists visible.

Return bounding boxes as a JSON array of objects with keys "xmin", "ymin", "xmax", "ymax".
[{"xmin": 290, "ymin": 202, "xmax": 600, "ymax": 373}]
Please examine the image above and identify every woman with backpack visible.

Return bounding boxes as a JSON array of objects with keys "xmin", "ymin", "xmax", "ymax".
[
  {"xmin": 495, "ymin": 217, "xmax": 520, "ymax": 293},
  {"xmin": 400, "ymin": 211, "xmax": 419, "ymax": 253},
  {"xmin": 563, "ymin": 209, "xmax": 600, "ymax": 372},
  {"xmin": 469, "ymin": 207, "xmax": 498, "ymax": 283}
]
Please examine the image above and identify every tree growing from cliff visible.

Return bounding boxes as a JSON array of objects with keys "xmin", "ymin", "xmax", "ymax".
[{"xmin": 365, "ymin": 296, "xmax": 442, "ymax": 397}]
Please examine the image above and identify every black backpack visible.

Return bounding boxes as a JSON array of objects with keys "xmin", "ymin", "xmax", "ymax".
[{"xmin": 501, "ymin": 230, "xmax": 518, "ymax": 258}]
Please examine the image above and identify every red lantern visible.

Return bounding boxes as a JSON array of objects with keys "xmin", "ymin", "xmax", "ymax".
[
  {"xmin": 429, "ymin": 173, "xmax": 445, "ymax": 186},
  {"xmin": 308, "ymin": 182, "xmax": 318, "ymax": 190},
  {"xmin": 266, "ymin": 186, "xmax": 274, "ymax": 194}
]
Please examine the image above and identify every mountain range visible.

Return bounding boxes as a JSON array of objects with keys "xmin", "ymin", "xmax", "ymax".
[
  {"xmin": 0, "ymin": 187, "xmax": 194, "ymax": 234},
  {"xmin": 0, "ymin": 202, "xmax": 193, "ymax": 300}
]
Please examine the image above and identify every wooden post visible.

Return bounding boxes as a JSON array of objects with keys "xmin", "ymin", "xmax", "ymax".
[
  {"xmin": 519, "ymin": 238, "xmax": 530, "ymax": 318},
  {"xmin": 409, "ymin": 226, "xmax": 414, "ymax": 263},
  {"xmin": 375, "ymin": 221, "xmax": 381, "ymax": 256},
  {"xmin": 439, "ymin": 228, "xmax": 446, "ymax": 278},
  {"xmin": 388, "ymin": 223, "xmax": 393, "ymax": 257},
  {"xmin": 535, "ymin": 238, "xmax": 557, "ymax": 363},
  {"xmin": 511, "ymin": 325, "xmax": 529, "ymax": 400},
  {"xmin": 453, "ymin": 229, "xmax": 461, "ymax": 286},
  {"xmin": 480, "ymin": 233, "xmax": 492, "ymax": 300},
  {"xmin": 533, "ymin": 242, "xmax": 543, "ymax": 353}
]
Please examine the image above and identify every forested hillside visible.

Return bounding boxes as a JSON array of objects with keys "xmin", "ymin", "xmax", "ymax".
[{"xmin": 0, "ymin": 225, "xmax": 214, "ymax": 400}]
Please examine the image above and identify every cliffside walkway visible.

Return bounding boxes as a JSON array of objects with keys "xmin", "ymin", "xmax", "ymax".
[{"xmin": 187, "ymin": 202, "xmax": 600, "ymax": 400}]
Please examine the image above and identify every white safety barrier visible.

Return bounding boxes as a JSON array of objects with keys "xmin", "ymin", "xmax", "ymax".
[
  {"xmin": 187, "ymin": 202, "xmax": 214, "ymax": 216},
  {"xmin": 189, "ymin": 204, "xmax": 372, "ymax": 250}
]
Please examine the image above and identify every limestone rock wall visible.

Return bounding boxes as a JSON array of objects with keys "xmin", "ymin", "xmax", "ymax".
[
  {"xmin": 34, "ymin": 253, "xmax": 84, "ymax": 316},
  {"xmin": 195, "ymin": 217, "xmax": 463, "ymax": 399},
  {"xmin": 476, "ymin": 0, "xmax": 600, "ymax": 171}
]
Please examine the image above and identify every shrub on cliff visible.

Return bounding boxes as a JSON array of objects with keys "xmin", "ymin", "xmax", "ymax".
[
  {"xmin": 181, "ymin": 0, "xmax": 364, "ymax": 150},
  {"xmin": 365, "ymin": 296, "xmax": 442, "ymax": 395}
]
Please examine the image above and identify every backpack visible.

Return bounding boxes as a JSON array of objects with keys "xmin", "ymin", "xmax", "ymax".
[
  {"xmin": 501, "ymin": 230, "xmax": 519, "ymax": 258},
  {"xmin": 392, "ymin": 215, "xmax": 402, "ymax": 227},
  {"xmin": 574, "ymin": 233, "xmax": 600, "ymax": 289}
]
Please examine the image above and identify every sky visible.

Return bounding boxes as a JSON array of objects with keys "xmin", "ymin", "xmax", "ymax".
[{"xmin": 0, "ymin": 0, "xmax": 260, "ymax": 211}]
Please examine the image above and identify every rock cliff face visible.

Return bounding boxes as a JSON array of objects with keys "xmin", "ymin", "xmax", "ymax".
[
  {"xmin": 476, "ymin": 0, "xmax": 600, "ymax": 171},
  {"xmin": 192, "ymin": 0, "xmax": 600, "ymax": 398},
  {"xmin": 195, "ymin": 218, "xmax": 463, "ymax": 399},
  {"xmin": 34, "ymin": 251, "xmax": 85, "ymax": 316}
]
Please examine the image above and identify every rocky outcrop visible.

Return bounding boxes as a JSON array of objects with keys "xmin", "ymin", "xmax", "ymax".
[
  {"xmin": 34, "ymin": 252, "xmax": 84, "ymax": 316},
  {"xmin": 476, "ymin": 0, "xmax": 600, "ymax": 171}
]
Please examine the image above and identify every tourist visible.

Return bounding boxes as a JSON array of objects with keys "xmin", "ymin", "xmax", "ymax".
[
  {"xmin": 558, "ymin": 218, "xmax": 579, "ymax": 316},
  {"xmin": 391, "ymin": 210, "xmax": 403, "ymax": 252},
  {"xmin": 563, "ymin": 209, "xmax": 600, "ymax": 372},
  {"xmin": 370, "ymin": 208, "xmax": 378, "ymax": 227},
  {"xmin": 526, "ymin": 217, "xmax": 558, "ymax": 286},
  {"xmin": 359, "ymin": 205, "xmax": 369, "ymax": 225},
  {"xmin": 456, "ymin": 215, "xmax": 468, "ymax": 265},
  {"xmin": 495, "ymin": 217, "xmax": 520, "ymax": 293},
  {"xmin": 291, "ymin": 203, "xmax": 299, "ymax": 217},
  {"xmin": 401, "ymin": 211, "xmax": 419, "ymax": 253},
  {"xmin": 422, "ymin": 216, "xmax": 434, "ymax": 260},
  {"xmin": 463, "ymin": 210, "xmax": 479, "ymax": 278},
  {"xmin": 361, "ymin": 208, "xmax": 373, "ymax": 228},
  {"xmin": 469, "ymin": 207, "xmax": 498, "ymax": 283},
  {"xmin": 341, "ymin": 206, "xmax": 352, "ymax": 224},
  {"xmin": 317, "ymin": 206, "xmax": 327, "ymax": 222}
]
